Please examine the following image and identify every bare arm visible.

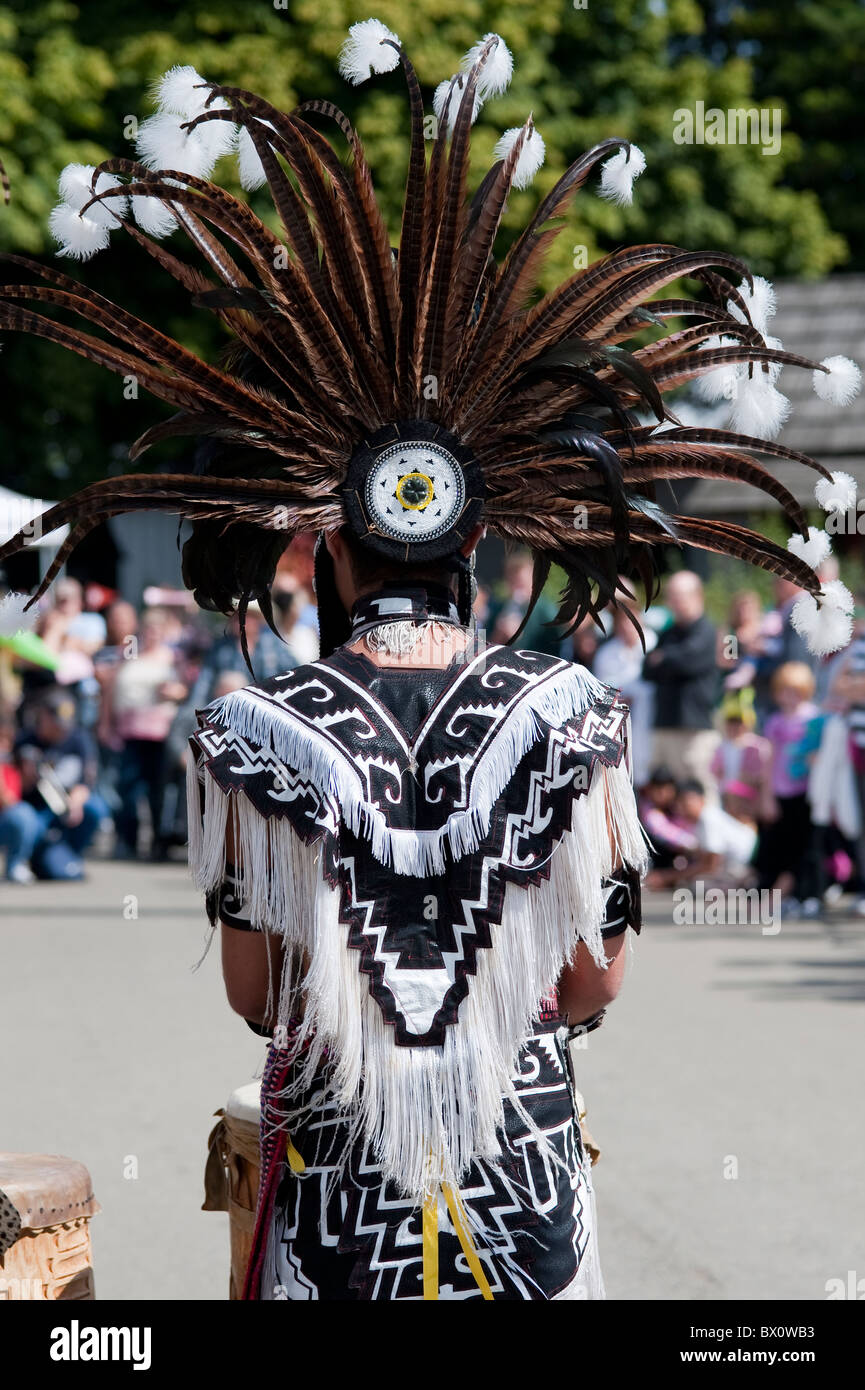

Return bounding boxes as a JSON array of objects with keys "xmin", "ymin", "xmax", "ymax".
[
  {"xmin": 221, "ymin": 919, "xmax": 285, "ymax": 1027},
  {"xmin": 557, "ymin": 932, "xmax": 628, "ymax": 1026}
]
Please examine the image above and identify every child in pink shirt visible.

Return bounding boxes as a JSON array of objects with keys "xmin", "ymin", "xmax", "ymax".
[{"xmin": 756, "ymin": 663, "xmax": 824, "ymax": 914}]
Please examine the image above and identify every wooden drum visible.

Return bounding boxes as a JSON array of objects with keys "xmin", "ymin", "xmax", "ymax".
[
  {"xmin": 0, "ymin": 1153, "xmax": 100, "ymax": 1300},
  {"xmin": 203, "ymin": 1082, "xmax": 262, "ymax": 1300}
]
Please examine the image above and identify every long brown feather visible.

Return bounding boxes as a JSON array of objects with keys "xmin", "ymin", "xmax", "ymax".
[
  {"xmin": 420, "ymin": 41, "xmax": 496, "ymax": 406},
  {"xmin": 453, "ymin": 144, "xmax": 646, "ymax": 391},
  {"xmin": 391, "ymin": 47, "xmax": 429, "ymax": 408},
  {"xmin": 0, "ymin": 282, "xmax": 295, "ymax": 428},
  {"xmin": 447, "ymin": 123, "xmax": 529, "ymax": 374},
  {"xmin": 86, "ymin": 159, "xmax": 364, "ymax": 402}
]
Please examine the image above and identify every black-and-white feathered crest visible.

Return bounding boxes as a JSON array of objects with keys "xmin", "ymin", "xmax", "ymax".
[{"xmin": 0, "ymin": 18, "xmax": 861, "ymax": 652}]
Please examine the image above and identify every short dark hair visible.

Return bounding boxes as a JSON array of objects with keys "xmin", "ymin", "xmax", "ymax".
[
  {"xmin": 340, "ymin": 526, "xmax": 457, "ymax": 592},
  {"xmin": 38, "ymin": 688, "xmax": 77, "ymax": 727},
  {"xmin": 679, "ymin": 778, "xmax": 705, "ymax": 797},
  {"xmin": 647, "ymin": 764, "xmax": 678, "ymax": 790}
]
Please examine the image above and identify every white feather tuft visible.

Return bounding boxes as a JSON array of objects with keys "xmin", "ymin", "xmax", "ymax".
[
  {"xmin": 49, "ymin": 202, "xmax": 112, "ymax": 260},
  {"xmin": 0, "ymin": 592, "xmax": 38, "ymax": 637},
  {"xmin": 692, "ymin": 334, "xmax": 740, "ymax": 403},
  {"xmin": 130, "ymin": 194, "xmax": 177, "ymax": 239},
  {"xmin": 338, "ymin": 18, "xmax": 401, "ymax": 85},
  {"xmin": 460, "ymin": 33, "xmax": 513, "ymax": 99},
  {"xmin": 787, "ymin": 526, "xmax": 832, "ymax": 570},
  {"xmin": 136, "ymin": 112, "xmax": 214, "ymax": 177},
  {"xmin": 236, "ymin": 123, "xmax": 271, "ymax": 190},
  {"xmin": 763, "ymin": 333, "xmax": 784, "ymax": 385},
  {"xmin": 58, "ymin": 164, "xmax": 126, "ymax": 228},
  {"xmin": 790, "ymin": 580, "xmax": 854, "ymax": 656},
  {"xmin": 493, "ymin": 125, "xmax": 545, "ymax": 189},
  {"xmin": 433, "ymin": 75, "xmax": 482, "ymax": 132},
  {"xmin": 727, "ymin": 274, "xmax": 776, "ymax": 336},
  {"xmin": 814, "ymin": 470, "xmax": 858, "ymax": 514},
  {"xmin": 193, "ymin": 99, "xmax": 237, "ymax": 164},
  {"xmin": 598, "ymin": 144, "xmax": 646, "ymax": 206},
  {"xmin": 813, "ymin": 355, "xmax": 862, "ymax": 407},
  {"xmin": 729, "ymin": 369, "xmax": 791, "ymax": 440},
  {"xmin": 155, "ymin": 64, "xmax": 210, "ymax": 117},
  {"xmin": 152, "ymin": 65, "xmax": 235, "ymax": 165}
]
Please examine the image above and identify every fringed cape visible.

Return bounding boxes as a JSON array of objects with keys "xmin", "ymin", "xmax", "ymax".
[{"xmin": 187, "ymin": 643, "xmax": 648, "ymax": 1202}]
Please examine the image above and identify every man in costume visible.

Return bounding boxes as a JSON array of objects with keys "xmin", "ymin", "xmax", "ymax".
[{"xmin": 0, "ymin": 18, "xmax": 860, "ymax": 1300}]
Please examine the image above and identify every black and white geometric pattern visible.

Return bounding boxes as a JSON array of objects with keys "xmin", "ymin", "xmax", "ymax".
[
  {"xmin": 193, "ymin": 644, "xmax": 626, "ymax": 835},
  {"xmin": 261, "ymin": 1018, "xmax": 596, "ymax": 1301},
  {"xmin": 192, "ymin": 644, "xmax": 635, "ymax": 1048}
]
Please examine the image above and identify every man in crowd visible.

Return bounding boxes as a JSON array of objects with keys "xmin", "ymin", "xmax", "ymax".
[
  {"xmin": 643, "ymin": 571, "xmax": 721, "ymax": 799},
  {"xmin": 487, "ymin": 549, "xmax": 562, "ymax": 657},
  {"xmin": 0, "ymin": 687, "xmax": 107, "ymax": 881},
  {"xmin": 593, "ymin": 596, "xmax": 657, "ymax": 788}
]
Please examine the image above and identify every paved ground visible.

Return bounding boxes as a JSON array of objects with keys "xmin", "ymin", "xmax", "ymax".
[{"xmin": 2, "ymin": 860, "xmax": 863, "ymax": 1300}]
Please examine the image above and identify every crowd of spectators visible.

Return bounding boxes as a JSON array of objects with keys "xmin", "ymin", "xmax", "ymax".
[
  {"xmin": 0, "ymin": 549, "xmax": 317, "ymax": 884},
  {"xmin": 2, "ymin": 544, "xmax": 865, "ymax": 922},
  {"xmin": 568, "ymin": 566, "xmax": 865, "ymax": 921}
]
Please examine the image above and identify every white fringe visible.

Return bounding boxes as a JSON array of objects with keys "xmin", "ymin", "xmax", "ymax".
[
  {"xmin": 130, "ymin": 194, "xmax": 178, "ymax": 239},
  {"xmin": 187, "ymin": 734, "xmax": 648, "ymax": 1204},
  {"xmin": 201, "ymin": 659, "xmax": 612, "ymax": 879},
  {"xmin": 49, "ymin": 203, "xmax": 112, "ymax": 260},
  {"xmin": 726, "ymin": 274, "xmax": 776, "ymax": 336},
  {"xmin": 362, "ymin": 618, "xmax": 454, "ymax": 656},
  {"xmin": 236, "ymin": 124, "xmax": 270, "ymax": 191},
  {"xmin": 729, "ymin": 370, "xmax": 791, "ymax": 441}
]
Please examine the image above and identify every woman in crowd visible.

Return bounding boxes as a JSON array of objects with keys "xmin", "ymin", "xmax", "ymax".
[
  {"xmin": 109, "ymin": 608, "xmax": 186, "ymax": 860},
  {"xmin": 827, "ymin": 590, "xmax": 865, "ymax": 916},
  {"xmin": 756, "ymin": 662, "xmax": 825, "ymax": 917}
]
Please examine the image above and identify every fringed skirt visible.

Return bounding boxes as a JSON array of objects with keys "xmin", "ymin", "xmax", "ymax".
[{"xmin": 244, "ymin": 1012, "xmax": 605, "ymax": 1302}]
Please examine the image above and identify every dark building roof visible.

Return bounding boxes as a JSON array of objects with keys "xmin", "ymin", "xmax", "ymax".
[{"xmin": 677, "ymin": 274, "xmax": 865, "ymax": 516}]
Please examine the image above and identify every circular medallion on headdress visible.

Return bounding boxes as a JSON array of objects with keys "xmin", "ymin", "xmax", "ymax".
[{"xmin": 343, "ymin": 421, "xmax": 484, "ymax": 562}]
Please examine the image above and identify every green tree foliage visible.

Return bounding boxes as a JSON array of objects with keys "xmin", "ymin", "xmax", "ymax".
[
  {"xmin": 0, "ymin": 0, "xmax": 853, "ymax": 501},
  {"xmin": 705, "ymin": 0, "xmax": 865, "ymax": 272}
]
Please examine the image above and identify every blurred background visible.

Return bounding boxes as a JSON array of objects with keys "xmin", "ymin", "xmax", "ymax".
[{"xmin": 1, "ymin": 0, "xmax": 864, "ymax": 1301}]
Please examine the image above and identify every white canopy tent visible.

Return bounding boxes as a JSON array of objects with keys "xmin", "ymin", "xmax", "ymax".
[
  {"xmin": 0, "ymin": 485, "xmax": 188, "ymax": 602},
  {"xmin": 0, "ymin": 485, "xmax": 69, "ymax": 581}
]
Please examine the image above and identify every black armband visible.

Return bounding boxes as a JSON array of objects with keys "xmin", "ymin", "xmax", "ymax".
[
  {"xmin": 215, "ymin": 861, "xmax": 257, "ymax": 931},
  {"xmin": 567, "ymin": 1008, "xmax": 607, "ymax": 1039},
  {"xmin": 244, "ymin": 1017, "xmax": 274, "ymax": 1038},
  {"xmin": 600, "ymin": 864, "xmax": 642, "ymax": 938}
]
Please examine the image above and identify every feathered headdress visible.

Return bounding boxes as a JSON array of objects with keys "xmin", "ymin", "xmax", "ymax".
[{"xmin": 0, "ymin": 20, "xmax": 861, "ymax": 654}]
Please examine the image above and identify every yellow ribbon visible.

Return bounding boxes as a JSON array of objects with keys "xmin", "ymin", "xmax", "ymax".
[
  {"xmin": 283, "ymin": 1134, "xmax": 492, "ymax": 1300},
  {"xmin": 421, "ymin": 1182, "xmax": 494, "ymax": 1301},
  {"xmin": 285, "ymin": 1136, "xmax": 305, "ymax": 1174},
  {"xmin": 422, "ymin": 1190, "xmax": 439, "ymax": 1299},
  {"xmin": 442, "ymin": 1184, "xmax": 494, "ymax": 1301}
]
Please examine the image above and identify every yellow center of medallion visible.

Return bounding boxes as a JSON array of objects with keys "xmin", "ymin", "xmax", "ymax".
[{"xmin": 395, "ymin": 471, "xmax": 434, "ymax": 510}]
